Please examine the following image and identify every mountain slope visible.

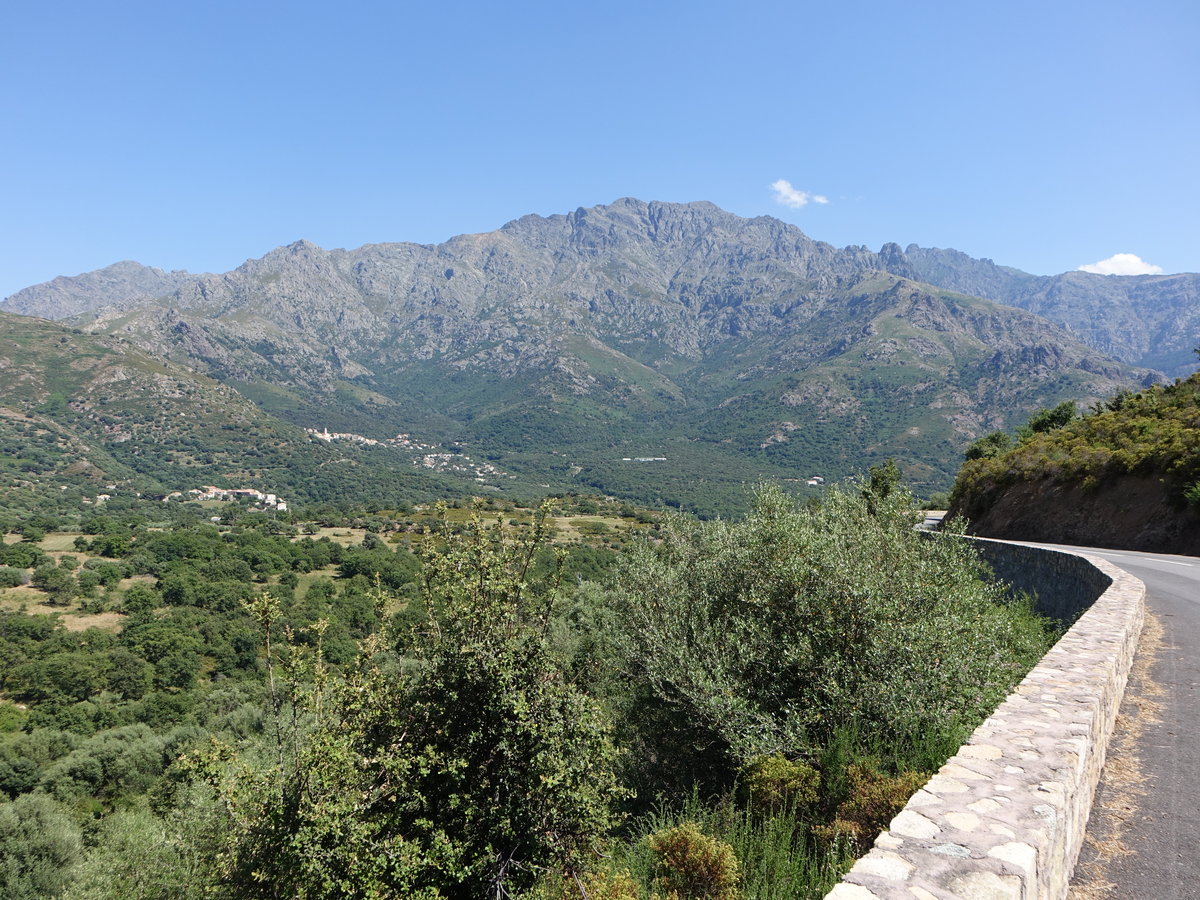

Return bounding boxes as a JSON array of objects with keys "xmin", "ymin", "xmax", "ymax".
[
  {"xmin": 0, "ymin": 312, "xmax": 527, "ymax": 514},
  {"xmin": 1, "ymin": 200, "xmax": 1163, "ymax": 507},
  {"xmin": 898, "ymin": 246, "xmax": 1200, "ymax": 377},
  {"xmin": 4, "ymin": 260, "xmax": 202, "ymax": 320}
]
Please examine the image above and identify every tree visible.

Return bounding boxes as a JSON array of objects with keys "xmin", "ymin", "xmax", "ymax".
[
  {"xmin": 614, "ymin": 482, "xmax": 1053, "ymax": 788},
  {"xmin": 1016, "ymin": 401, "xmax": 1076, "ymax": 442},
  {"xmin": 196, "ymin": 502, "xmax": 625, "ymax": 899},
  {"xmin": 31, "ymin": 564, "xmax": 75, "ymax": 605},
  {"xmin": 861, "ymin": 459, "xmax": 902, "ymax": 513},
  {"xmin": 0, "ymin": 793, "xmax": 82, "ymax": 899},
  {"xmin": 19, "ymin": 526, "xmax": 45, "ymax": 544},
  {"xmin": 964, "ymin": 430, "xmax": 1013, "ymax": 461}
]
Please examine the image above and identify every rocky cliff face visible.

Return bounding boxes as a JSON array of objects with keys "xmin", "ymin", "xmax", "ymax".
[{"xmin": 4, "ymin": 260, "xmax": 202, "ymax": 321}]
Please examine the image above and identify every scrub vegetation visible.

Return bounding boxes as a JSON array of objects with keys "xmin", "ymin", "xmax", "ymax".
[
  {"xmin": 952, "ymin": 372, "xmax": 1200, "ymax": 517},
  {"xmin": 0, "ymin": 474, "xmax": 1056, "ymax": 898}
]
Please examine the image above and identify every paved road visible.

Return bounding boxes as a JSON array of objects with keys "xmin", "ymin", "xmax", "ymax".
[{"xmin": 1016, "ymin": 542, "xmax": 1200, "ymax": 898}]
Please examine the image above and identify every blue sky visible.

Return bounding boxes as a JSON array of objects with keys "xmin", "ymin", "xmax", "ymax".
[{"xmin": 2, "ymin": 0, "xmax": 1196, "ymax": 299}]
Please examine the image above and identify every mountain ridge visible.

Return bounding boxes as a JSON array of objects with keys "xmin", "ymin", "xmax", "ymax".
[
  {"xmin": 895, "ymin": 245, "xmax": 1200, "ymax": 376},
  {"xmin": 0, "ymin": 199, "xmax": 1173, "ymax": 511},
  {"xmin": 8, "ymin": 200, "xmax": 1195, "ymax": 378}
]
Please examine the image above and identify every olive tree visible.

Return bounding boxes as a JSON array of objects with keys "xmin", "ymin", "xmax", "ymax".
[{"xmin": 615, "ymin": 482, "xmax": 1053, "ymax": 784}]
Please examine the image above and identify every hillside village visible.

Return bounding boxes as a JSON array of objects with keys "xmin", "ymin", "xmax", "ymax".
[
  {"xmin": 162, "ymin": 486, "xmax": 288, "ymax": 511},
  {"xmin": 306, "ymin": 426, "xmax": 511, "ymax": 485}
]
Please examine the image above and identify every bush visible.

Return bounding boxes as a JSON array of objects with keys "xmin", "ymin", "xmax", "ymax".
[
  {"xmin": 964, "ymin": 430, "xmax": 1012, "ymax": 461},
  {"xmin": 647, "ymin": 823, "xmax": 740, "ymax": 900},
  {"xmin": 951, "ymin": 374, "xmax": 1200, "ymax": 517},
  {"xmin": 615, "ymin": 482, "xmax": 1053, "ymax": 786},
  {"xmin": 814, "ymin": 762, "xmax": 929, "ymax": 854},
  {"xmin": 530, "ymin": 867, "xmax": 640, "ymax": 900},
  {"xmin": 1016, "ymin": 401, "xmax": 1077, "ymax": 442},
  {"xmin": 742, "ymin": 754, "xmax": 819, "ymax": 814},
  {"xmin": 0, "ymin": 568, "xmax": 25, "ymax": 588},
  {"xmin": 197, "ymin": 502, "xmax": 625, "ymax": 899},
  {"xmin": 0, "ymin": 793, "xmax": 82, "ymax": 899}
]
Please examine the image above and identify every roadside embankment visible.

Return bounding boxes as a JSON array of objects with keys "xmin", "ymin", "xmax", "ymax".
[
  {"xmin": 825, "ymin": 539, "xmax": 1145, "ymax": 899},
  {"xmin": 952, "ymin": 474, "xmax": 1200, "ymax": 556}
]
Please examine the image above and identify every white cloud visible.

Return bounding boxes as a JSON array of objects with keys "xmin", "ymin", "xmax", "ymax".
[
  {"xmin": 1078, "ymin": 253, "xmax": 1163, "ymax": 276},
  {"xmin": 770, "ymin": 179, "xmax": 828, "ymax": 209}
]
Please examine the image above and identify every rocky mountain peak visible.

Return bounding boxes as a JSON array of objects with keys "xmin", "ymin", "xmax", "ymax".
[{"xmin": 0, "ymin": 197, "xmax": 1172, "ymax": 508}]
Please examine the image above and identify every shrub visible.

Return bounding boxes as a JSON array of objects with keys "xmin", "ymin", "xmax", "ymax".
[
  {"xmin": 530, "ymin": 867, "xmax": 640, "ymax": 900},
  {"xmin": 0, "ymin": 793, "xmax": 82, "ymax": 899},
  {"xmin": 964, "ymin": 430, "xmax": 1012, "ymax": 461},
  {"xmin": 815, "ymin": 762, "xmax": 929, "ymax": 854},
  {"xmin": 741, "ymin": 754, "xmax": 819, "ymax": 814},
  {"xmin": 647, "ymin": 822, "xmax": 740, "ymax": 900},
  {"xmin": 616, "ymin": 482, "xmax": 1053, "ymax": 786},
  {"xmin": 195, "ymin": 502, "xmax": 626, "ymax": 899},
  {"xmin": 0, "ymin": 568, "xmax": 25, "ymax": 588}
]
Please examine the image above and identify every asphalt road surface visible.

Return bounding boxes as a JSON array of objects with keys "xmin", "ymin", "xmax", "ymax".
[{"xmin": 1017, "ymin": 541, "xmax": 1200, "ymax": 898}]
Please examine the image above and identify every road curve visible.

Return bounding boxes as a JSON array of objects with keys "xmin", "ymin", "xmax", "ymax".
[{"xmin": 1008, "ymin": 541, "xmax": 1200, "ymax": 898}]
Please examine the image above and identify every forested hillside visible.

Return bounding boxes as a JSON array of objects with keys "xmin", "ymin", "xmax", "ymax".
[{"xmin": 0, "ymin": 312, "xmax": 585, "ymax": 519}]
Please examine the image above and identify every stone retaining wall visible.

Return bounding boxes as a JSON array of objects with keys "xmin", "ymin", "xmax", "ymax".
[
  {"xmin": 825, "ymin": 540, "xmax": 1145, "ymax": 900},
  {"xmin": 970, "ymin": 540, "xmax": 1116, "ymax": 623}
]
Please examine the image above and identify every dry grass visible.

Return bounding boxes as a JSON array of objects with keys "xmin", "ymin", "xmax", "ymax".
[
  {"xmin": 118, "ymin": 574, "xmax": 156, "ymax": 590},
  {"xmin": 0, "ymin": 589, "xmax": 126, "ymax": 632},
  {"xmin": 292, "ymin": 567, "xmax": 340, "ymax": 597},
  {"xmin": 60, "ymin": 611, "xmax": 125, "ymax": 632},
  {"xmin": 0, "ymin": 586, "xmax": 52, "ymax": 612},
  {"xmin": 296, "ymin": 527, "xmax": 367, "ymax": 546},
  {"xmin": 37, "ymin": 532, "xmax": 86, "ymax": 552},
  {"xmin": 1068, "ymin": 611, "xmax": 1165, "ymax": 899}
]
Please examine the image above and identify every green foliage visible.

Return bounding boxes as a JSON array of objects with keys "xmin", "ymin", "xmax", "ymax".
[
  {"xmin": 1017, "ymin": 401, "xmax": 1077, "ymax": 441},
  {"xmin": 195, "ymin": 502, "xmax": 626, "ymax": 899},
  {"xmin": 964, "ymin": 430, "xmax": 1012, "ymax": 461},
  {"xmin": 32, "ymin": 563, "xmax": 76, "ymax": 604},
  {"xmin": 952, "ymin": 374, "xmax": 1200, "ymax": 518},
  {"xmin": 615, "ymin": 482, "xmax": 1052, "ymax": 785},
  {"xmin": 742, "ymin": 755, "xmax": 820, "ymax": 815},
  {"xmin": 647, "ymin": 823, "xmax": 741, "ymax": 900},
  {"xmin": 814, "ymin": 763, "xmax": 929, "ymax": 855},
  {"xmin": 617, "ymin": 794, "xmax": 851, "ymax": 900},
  {"xmin": 0, "ymin": 487, "xmax": 1059, "ymax": 898},
  {"xmin": 1186, "ymin": 479, "xmax": 1200, "ymax": 508},
  {"xmin": 529, "ymin": 867, "xmax": 640, "ymax": 900},
  {"xmin": 861, "ymin": 459, "xmax": 902, "ymax": 507},
  {"xmin": 0, "ymin": 793, "xmax": 82, "ymax": 899}
]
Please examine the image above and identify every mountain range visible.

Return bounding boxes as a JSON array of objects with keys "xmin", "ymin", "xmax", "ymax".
[{"xmin": 2, "ymin": 198, "xmax": 1189, "ymax": 514}]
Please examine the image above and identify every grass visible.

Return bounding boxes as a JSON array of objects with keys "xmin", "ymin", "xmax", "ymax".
[
  {"xmin": 291, "ymin": 567, "xmax": 341, "ymax": 598},
  {"xmin": 0, "ymin": 585, "xmax": 49, "ymax": 611},
  {"xmin": 298, "ymin": 527, "xmax": 367, "ymax": 546},
  {"xmin": 0, "ymin": 587, "xmax": 127, "ymax": 633},
  {"xmin": 615, "ymin": 794, "xmax": 856, "ymax": 900},
  {"xmin": 38, "ymin": 532, "xmax": 87, "ymax": 552},
  {"xmin": 59, "ymin": 611, "xmax": 125, "ymax": 633}
]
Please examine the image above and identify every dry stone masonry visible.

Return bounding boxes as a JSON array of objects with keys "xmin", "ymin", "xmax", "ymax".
[{"xmin": 826, "ymin": 541, "xmax": 1145, "ymax": 900}]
